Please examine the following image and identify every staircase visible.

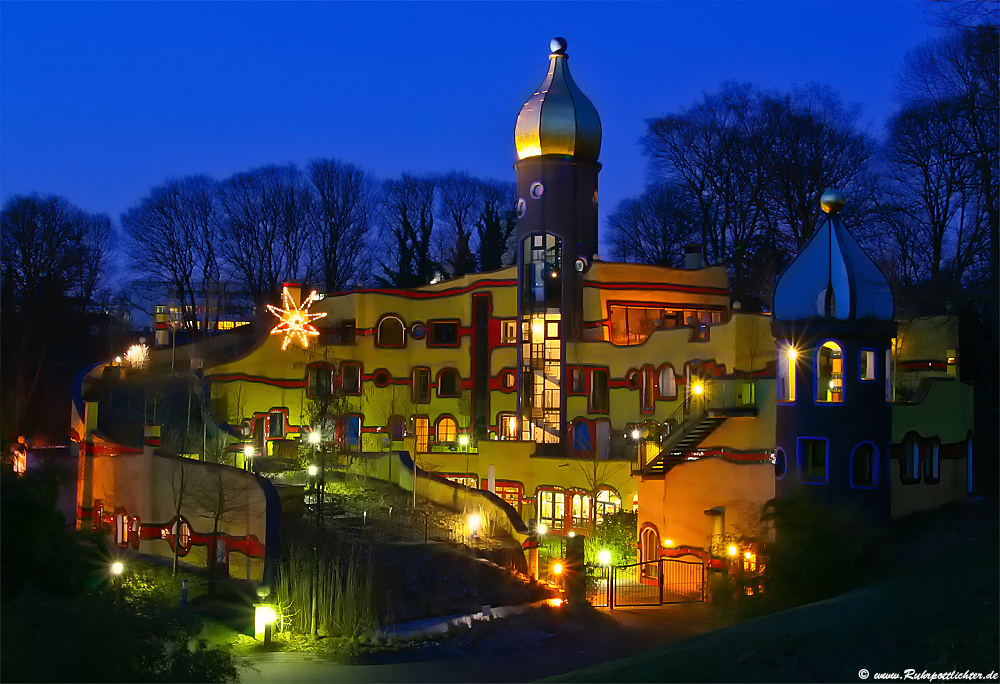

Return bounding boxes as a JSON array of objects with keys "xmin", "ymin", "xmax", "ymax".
[{"xmin": 637, "ymin": 413, "xmax": 727, "ymax": 477}]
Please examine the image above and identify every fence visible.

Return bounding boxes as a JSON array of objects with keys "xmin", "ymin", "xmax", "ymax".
[{"xmin": 586, "ymin": 557, "xmax": 705, "ymax": 608}]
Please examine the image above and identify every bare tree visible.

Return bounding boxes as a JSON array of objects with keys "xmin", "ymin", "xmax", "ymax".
[
  {"xmin": 377, "ymin": 174, "xmax": 440, "ymax": 287},
  {"xmin": 1, "ymin": 194, "xmax": 112, "ymax": 439},
  {"xmin": 193, "ymin": 468, "xmax": 248, "ymax": 596},
  {"xmin": 475, "ymin": 179, "xmax": 518, "ymax": 272},
  {"xmin": 437, "ymin": 172, "xmax": 480, "ymax": 277},
  {"xmin": 218, "ymin": 164, "xmax": 312, "ymax": 315},
  {"xmin": 607, "ymin": 184, "xmax": 696, "ymax": 266},
  {"xmin": 121, "ymin": 176, "xmax": 222, "ymax": 336},
  {"xmin": 164, "ymin": 459, "xmax": 192, "ymax": 575},
  {"xmin": 305, "ymin": 159, "xmax": 373, "ymax": 292}
]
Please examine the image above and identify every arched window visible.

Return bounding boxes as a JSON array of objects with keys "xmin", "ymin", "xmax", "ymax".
[
  {"xmin": 900, "ymin": 437, "xmax": 920, "ymax": 484},
  {"xmin": 851, "ymin": 442, "xmax": 877, "ymax": 488},
  {"xmin": 595, "ymin": 488, "xmax": 621, "ymax": 525},
  {"xmin": 437, "ymin": 368, "xmax": 460, "ymax": 397},
  {"xmin": 572, "ymin": 421, "xmax": 591, "ymax": 454},
  {"xmin": 816, "ymin": 341, "xmax": 844, "ymax": 403},
  {"xmin": 778, "ymin": 344, "xmax": 798, "ymax": 402},
  {"xmin": 376, "ymin": 316, "xmax": 405, "ymax": 347},
  {"xmin": 570, "ymin": 491, "xmax": 591, "ymax": 528},
  {"xmin": 537, "ymin": 488, "xmax": 565, "ymax": 531},
  {"xmin": 924, "ymin": 442, "xmax": 940, "ymax": 482},
  {"xmin": 657, "ymin": 366, "xmax": 676, "ymax": 399},
  {"xmin": 436, "ymin": 416, "xmax": 457, "ymax": 444},
  {"xmin": 640, "ymin": 526, "xmax": 660, "ymax": 580}
]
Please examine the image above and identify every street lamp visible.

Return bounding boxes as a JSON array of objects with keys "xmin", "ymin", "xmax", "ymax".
[
  {"xmin": 458, "ymin": 434, "xmax": 469, "ymax": 452},
  {"xmin": 307, "ymin": 464, "xmax": 318, "ymax": 477},
  {"xmin": 468, "ymin": 513, "xmax": 482, "ymax": 539},
  {"xmin": 309, "ymin": 429, "xmax": 324, "ymax": 639},
  {"xmin": 598, "ymin": 549, "xmax": 612, "ymax": 566},
  {"xmin": 111, "ymin": 561, "xmax": 124, "ymax": 604},
  {"xmin": 243, "ymin": 444, "xmax": 254, "ymax": 472}
]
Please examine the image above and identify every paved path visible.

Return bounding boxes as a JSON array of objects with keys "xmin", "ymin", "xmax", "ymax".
[{"xmin": 240, "ymin": 602, "xmax": 716, "ymax": 683}]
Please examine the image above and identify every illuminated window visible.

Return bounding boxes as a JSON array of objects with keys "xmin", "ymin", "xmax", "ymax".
[
  {"xmin": 500, "ymin": 413, "xmax": 518, "ymax": 440},
  {"xmin": 444, "ymin": 474, "xmax": 478, "ymax": 488},
  {"xmin": 437, "ymin": 369, "xmax": 460, "ymax": 397},
  {"xmin": 494, "ymin": 481, "xmax": 523, "ymax": 514},
  {"xmin": 501, "ymin": 320, "xmax": 517, "ymax": 344},
  {"xmin": 412, "ymin": 368, "xmax": 430, "ymax": 403},
  {"xmin": 859, "ymin": 350, "xmax": 876, "ymax": 382},
  {"xmin": 340, "ymin": 362, "xmax": 361, "ymax": 395},
  {"xmin": 570, "ymin": 492, "xmax": 592, "ymax": 528},
  {"xmin": 116, "ymin": 511, "xmax": 128, "ymax": 546},
  {"xmin": 414, "ymin": 417, "xmax": 429, "ymax": 453},
  {"xmin": 595, "ymin": 488, "xmax": 621, "ymax": 525},
  {"xmin": 816, "ymin": 341, "xmax": 843, "ymax": 403},
  {"xmin": 537, "ymin": 489, "xmax": 565, "ymax": 531},
  {"xmin": 798, "ymin": 438, "xmax": 828, "ymax": 484},
  {"xmin": 778, "ymin": 344, "xmax": 797, "ymax": 402},
  {"xmin": 429, "ymin": 321, "xmax": 460, "ymax": 347},
  {"xmin": 377, "ymin": 316, "xmax": 405, "ymax": 347},
  {"xmin": 436, "ymin": 416, "xmax": 457, "ymax": 444},
  {"xmin": 268, "ymin": 411, "xmax": 285, "ymax": 438},
  {"xmin": 851, "ymin": 443, "xmax": 877, "ymax": 487},
  {"xmin": 590, "ymin": 369, "xmax": 609, "ymax": 413}
]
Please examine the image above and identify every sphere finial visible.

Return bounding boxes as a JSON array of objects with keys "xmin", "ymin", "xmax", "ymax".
[
  {"xmin": 821, "ymin": 189, "xmax": 846, "ymax": 214},
  {"xmin": 550, "ymin": 37, "xmax": 567, "ymax": 54}
]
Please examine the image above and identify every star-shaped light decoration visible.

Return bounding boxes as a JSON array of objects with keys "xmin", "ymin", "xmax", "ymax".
[{"xmin": 266, "ymin": 286, "xmax": 327, "ymax": 350}]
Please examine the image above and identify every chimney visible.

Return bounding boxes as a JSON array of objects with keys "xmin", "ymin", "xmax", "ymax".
[{"xmin": 684, "ymin": 244, "xmax": 705, "ymax": 269}]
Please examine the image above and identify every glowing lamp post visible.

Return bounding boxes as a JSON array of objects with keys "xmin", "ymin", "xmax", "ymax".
[
  {"xmin": 243, "ymin": 444, "xmax": 254, "ymax": 472},
  {"xmin": 111, "ymin": 561, "xmax": 124, "ymax": 605},
  {"xmin": 468, "ymin": 513, "xmax": 482, "ymax": 540},
  {"xmin": 254, "ymin": 586, "xmax": 277, "ymax": 645},
  {"xmin": 458, "ymin": 434, "xmax": 470, "ymax": 453},
  {"xmin": 598, "ymin": 549, "xmax": 612, "ymax": 567},
  {"xmin": 309, "ymin": 429, "xmax": 324, "ymax": 639},
  {"xmin": 307, "ymin": 464, "xmax": 318, "ymax": 477}
]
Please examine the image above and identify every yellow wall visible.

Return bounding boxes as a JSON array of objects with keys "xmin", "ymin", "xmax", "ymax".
[
  {"xmin": 638, "ymin": 458, "xmax": 775, "ymax": 552},
  {"xmin": 890, "ymin": 458, "xmax": 968, "ymax": 519}
]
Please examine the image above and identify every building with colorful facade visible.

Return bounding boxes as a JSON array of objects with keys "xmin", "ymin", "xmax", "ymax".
[{"xmin": 201, "ymin": 37, "xmax": 974, "ymax": 568}]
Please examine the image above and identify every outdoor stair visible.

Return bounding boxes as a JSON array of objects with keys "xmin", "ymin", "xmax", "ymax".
[{"xmin": 637, "ymin": 415, "xmax": 727, "ymax": 477}]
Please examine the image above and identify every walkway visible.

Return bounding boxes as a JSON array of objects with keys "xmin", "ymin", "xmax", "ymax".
[{"xmin": 240, "ymin": 602, "xmax": 716, "ymax": 683}]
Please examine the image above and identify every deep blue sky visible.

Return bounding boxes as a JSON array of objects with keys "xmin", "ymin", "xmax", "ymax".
[{"xmin": 2, "ymin": 1, "xmax": 943, "ymax": 251}]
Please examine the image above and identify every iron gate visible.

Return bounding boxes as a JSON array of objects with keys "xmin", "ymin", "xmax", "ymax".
[{"xmin": 586, "ymin": 558, "xmax": 705, "ymax": 608}]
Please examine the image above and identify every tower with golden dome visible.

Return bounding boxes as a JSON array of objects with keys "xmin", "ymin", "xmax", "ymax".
[{"xmin": 514, "ymin": 37, "xmax": 602, "ymax": 445}]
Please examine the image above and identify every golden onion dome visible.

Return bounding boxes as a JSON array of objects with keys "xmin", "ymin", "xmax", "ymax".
[{"xmin": 514, "ymin": 37, "xmax": 602, "ymax": 162}]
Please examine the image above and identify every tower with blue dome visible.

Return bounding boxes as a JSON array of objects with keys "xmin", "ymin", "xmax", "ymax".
[{"xmin": 771, "ymin": 190, "xmax": 897, "ymax": 515}]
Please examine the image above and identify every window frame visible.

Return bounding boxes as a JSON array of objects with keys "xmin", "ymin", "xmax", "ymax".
[
  {"xmin": 589, "ymin": 368, "xmax": 610, "ymax": 414},
  {"xmin": 850, "ymin": 441, "xmax": 879, "ymax": 489},
  {"xmin": 656, "ymin": 365, "xmax": 677, "ymax": 400},
  {"xmin": 815, "ymin": 340, "xmax": 845, "ymax": 404},
  {"xmin": 427, "ymin": 319, "xmax": 461, "ymax": 348},
  {"xmin": 376, "ymin": 316, "xmax": 406, "ymax": 348},
  {"xmin": 498, "ymin": 412, "xmax": 518, "ymax": 440},
  {"xmin": 436, "ymin": 415, "xmax": 458, "ymax": 445},
  {"xmin": 797, "ymin": 436, "xmax": 829, "ymax": 484},
  {"xmin": 859, "ymin": 349, "xmax": 877, "ymax": 382},
  {"xmin": 493, "ymin": 480, "xmax": 524, "ymax": 515},
  {"xmin": 436, "ymin": 368, "xmax": 461, "ymax": 398},
  {"xmin": 923, "ymin": 442, "xmax": 940, "ymax": 483},
  {"xmin": 268, "ymin": 410, "xmax": 286, "ymax": 439},
  {"xmin": 501, "ymin": 320, "xmax": 517, "ymax": 345},
  {"xmin": 411, "ymin": 367, "xmax": 431, "ymax": 404},
  {"xmin": 340, "ymin": 362, "xmax": 362, "ymax": 395},
  {"xmin": 306, "ymin": 363, "xmax": 334, "ymax": 399},
  {"xmin": 537, "ymin": 487, "xmax": 565, "ymax": 531}
]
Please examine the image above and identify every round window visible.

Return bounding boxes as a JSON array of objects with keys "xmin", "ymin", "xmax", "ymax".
[
  {"xmin": 516, "ymin": 198, "xmax": 526, "ymax": 218},
  {"xmin": 373, "ymin": 370, "xmax": 391, "ymax": 388},
  {"xmin": 530, "ymin": 182, "xmax": 544, "ymax": 199},
  {"xmin": 575, "ymin": 256, "xmax": 589, "ymax": 273}
]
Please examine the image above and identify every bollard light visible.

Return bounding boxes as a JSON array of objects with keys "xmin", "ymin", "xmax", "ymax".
[
  {"xmin": 111, "ymin": 561, "xmax": 124, "ymax": 575},
  {"xmin": 567, "ymin": 531, "xmax": 575, "ymax": 538},
  {"xmin": 552, "ymin": 562, "xmax": 563, "ymax": 575},
  {"xmin": 468, "ymin": 514, "xmax": 482, "ymax": 535},
  {"xmin": 598, "ymin": 549, "xmax": 612, "ymax": 566},
  {"xmin": 308, "ymin": 431, "xmax": 321, "ymax": 445},
  {"xmin": 254, "ymin": 604, "xmax": 277, "ymax": 641},
  {"xmin": 537, "ymin": 523, "xmax": 547, "ymax": 536},
  {"xmin": 458, "ymin": 434, "xmax": 469, "ymax": 448},
  {"xmin": 307, "ymin": 464, "xmax": 318, "ymax": 477}
]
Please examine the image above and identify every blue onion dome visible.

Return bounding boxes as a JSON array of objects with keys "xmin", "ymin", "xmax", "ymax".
[{"xmin": 773, "ymin": 190, "xmax": 894, "ymax": 321}]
